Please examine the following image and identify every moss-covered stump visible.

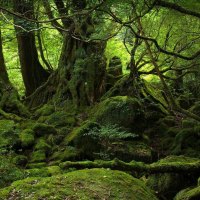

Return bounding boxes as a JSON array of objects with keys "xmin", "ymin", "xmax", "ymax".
[
  {"xmin": 174, "ymin": 186, "xmax": 200, "ymax": 200},
  {"xmin": 91, "ymin": 96, "xmax": 145, "ymax": 132},
  {"xmin": 0, "ymin": 168, "xmax": 158, "ymax": 200},
  {"xmin": 146, "ymin": 156, "xmax": 200, "ymax": 199}
]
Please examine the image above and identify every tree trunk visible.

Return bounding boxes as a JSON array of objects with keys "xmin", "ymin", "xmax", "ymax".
[
  {"xmin": 13, "ymin": 0, "xmax": 49, "ymax": 96},
  {"xmin": 27, "ymin": 0, "xmax": 106, "ymax": 109},
  {"xmin": 0, "ymin": 28, "xmax": 30, "ymax": 117}
]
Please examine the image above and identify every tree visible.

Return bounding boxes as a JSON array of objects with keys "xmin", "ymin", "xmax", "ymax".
[
  {"xmin": 13, "ymin": 0, "xmax": 49, "ymax": 96},
  {"xmin": 0, "ymin": 27, "xmax": 29, "ymax": 117},
  {"xmin": 28, "ymin": 0, "xmax": 106, "ymax": 108}
]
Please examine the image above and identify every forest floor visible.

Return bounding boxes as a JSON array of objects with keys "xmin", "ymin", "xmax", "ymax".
[{"xmin": 0, "ymin": 84, "xmax": 200, "ymax": 200}]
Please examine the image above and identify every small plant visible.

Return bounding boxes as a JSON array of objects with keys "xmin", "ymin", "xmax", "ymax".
[
  {"xmin": 85, "ymin": 124, "xmax": 138, "ymax": 140},
  {"xmin": 84, "ymin": 124, "xmax": 138, "ymax": 159}
]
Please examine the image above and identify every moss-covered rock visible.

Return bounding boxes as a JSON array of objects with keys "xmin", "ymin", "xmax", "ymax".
[
  {"xmin": 189, "ymin": 101, "xmax": 200, "ymax": 115},
  {"xmin": 32, "ymin": 123, "xmax": 57, "ymax": 136},
  {"xmin": 26, "ymin": 162, "xmax": 47, "ymax": 169},
  {"xmin": 25, "ymin": 166, "xmax": 62, "ymax": 178},
  {"xmin": 50, "ymin": 146, "xmax": 79, "ymax": 162},
  {"xmin": 65, "ymin": 120, "xmax": 100, "ymax": 145},
  {"xmin": 34, "ymin": 138, "xmax": 51, "ymax": 153},
  {"xmin": 65, "ymin": 121, "xmax": 151, "ymax": 161},
  {"xmin": 91, "ymin": 96, "xmax": 145, "ymax": 132},
  {"xmin": 0, "ymin": 120, "xmax": 20, "ymax": 151},
  {"xmin": 174, "ymin": 186, "xmax": 200, "ymax": 200},
  {"xmin": 0, "ymin": 155, "xmax": 25, "ymax": 188},
  {"xmin": 19, "ymin": 129, "xmax": 35, "ymax": 148},
  {"xmin": 147, "ymin": 156, "xmax": 200, "ymax": 199},
  {"xmin": 106, "ymin": 141, "xmax": 153, "ymax": 163},
  {"xmin": 42, "ymin": 111, "xmax": 76, "ymax": 128},
  {"xmin": 0, "ymin": 168, "xmax": 158, "ymax": 200},
  {"xmin": 34, "ymin": 104, "xmax": 55, "ymax": 118},
  {"xmin": 13, "ymin": 155, "xmax": 28, "ymax": 167},
  {"xmin": 30, "ymin": 150, "xmax": 46, "ymax": 163},
  {"xmin": 170, "ymin": 127, "xmax": 200, "ymax": 157}
]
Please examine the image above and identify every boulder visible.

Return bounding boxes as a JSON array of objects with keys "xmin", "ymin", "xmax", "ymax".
[
  {"xmin": 0, "ymin": 168, "xmax": 158, "ymax": 200},
  {"xmin": 91, "ymin": 96, "xmax": 145, "ymax": 132}
]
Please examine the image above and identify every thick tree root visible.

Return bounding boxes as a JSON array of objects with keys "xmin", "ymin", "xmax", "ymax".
[{"xmin": 59, "ymin": 158, "xmax": 200, "ymax": 174}]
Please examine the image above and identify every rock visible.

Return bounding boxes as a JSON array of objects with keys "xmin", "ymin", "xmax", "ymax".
[
  {"xmin": 0, "ymin": 120, "xmax": 20, "ymax": 151},
  {"xmin": 146, "ymin": 156, "xmax": 200, "ymax": 199},
  {"xmin": 34, "ymin": 104, "xmax": 55, "ymax": 118},
  {"xmin": 34, "ymin": 138, "xmax": 51, "ymax": 153},
  {"xmin": 30, "ymin": 150, "xmax": 46, "ymax": 163},
  {"xmin": 40, "ymin": 111, "xmax": 76, "ymax": 128},
  {"xmin": 0, "ymin": 155, "xmax": 25, "ymax": 188},
  {"xmin": 174, "ymin": 186, "xmax": 200, "ymax": 200},
  {"xmin": 19, "ymin": 129, "xmax": 35, "ymax": 148},
  {"xmin": 25, "ymin": 166, "xmax": 62, "ymax": 178},
  {"xmin": 91, "ymin": 96, "xmax": 145, "ymax": 132},
  {"xmin": 32, "ymin": 123, "xmax": 57, "ymax": 136},
  {"xmin": 0, "ymin": 168, "xmax": 158, "ymax": 200},
  {"xmin": 65, "ymin": 121, "xmax": 148, "ymax": 161},
  {"xmin": 50, "ymin": 146, "xmax": 79, "ymax": 162}
]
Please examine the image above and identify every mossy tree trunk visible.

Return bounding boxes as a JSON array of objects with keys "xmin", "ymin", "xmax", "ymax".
[
  {"xmin": 0, "ymin": 28, "xmax": 29, "ymax": 117},
  {"xmin": 28, "ymin": 0, "xmax": 106, "ymax": 109},
  {"xmin": 13, "ymin": 0, "xmax": 49, "ymax": 97}
]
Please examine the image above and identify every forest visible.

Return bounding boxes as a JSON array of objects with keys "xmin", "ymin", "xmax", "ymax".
[{"xmin": 0, "ymin": 0, "xmax": 200, "ymax": 199}]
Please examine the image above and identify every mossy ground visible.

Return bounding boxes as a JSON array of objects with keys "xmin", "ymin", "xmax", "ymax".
[
  {"xmin": 0, "ymin": 92, "xmax": 200, "ymax": 200},
  {"xmin": 0, "ymin": 168, "xmax": 158, "ymax": 200}
]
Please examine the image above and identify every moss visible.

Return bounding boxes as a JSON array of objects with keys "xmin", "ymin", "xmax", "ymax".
[
  {"xmin": 106, "ymin": 141, "xmax": 153, "ymax": 163},
  {"xmin": 65, "ymin": 120, "xmax": 100, "ymax": 145},
  {"xmin": 147, "ymin": 156, "xmax": 200, "ymax": 199},
  {"xmin": 30, "ymin": 150, "xmax": 46, "ymax": 163},
  {"xmin": 19, "ymin": 129, "xmax": 35, "ymax": 148},
  {"xmin": 189, "ymin": 101, "xmax": 200, "ymax": 115},
  {"xmin": 25, "ymin": 166, "xmax": 61, "ymax": 178},
  {"xmin": 0, "ymin": 168, "xmax": 158, "ymax": 200},
  {"xmin": 34, "ymin": 104, "xmax": 55, "ymax": 118},
  {"xmin": 0, "ymin": 120, "xmax": 20, "ymax": 150},
  {"xmin": 0, "ymin": 155, "xmax": 25, "ymax": 188},
  {"xmin": 34, "ymin": 138, "xmax": 51, "ymax": 153},
  {"xmin": 13, "ymin": 155, "xmax": 28, "ymax": 167},
  {"xmin": 174, "ymin": 186, "xmax": 200, "ymax": 200},
  {"xmin": 32, "ymin": 123, "xmax": 57, "ymax": 136},
  {"xmin": 26, "ymin": 162, "xmax": 47, "ymax": 169},
  {"xmin": 44, "ymin": 111, "xmax": 76, "ymax": 128},
  {"xmin": 147, "ymin": 173, "xmax": 187, "ymax": 199},
  {"xmin": 91, "ymin": 96, "xmax": 145, "ymax": 132},
  {"xmin": 50, "ymin": 146, "xmax": 79, "ymax": 162},
  {"xmin": 170, "ymin": 128, "xmax": 200, "ymax": 157}
]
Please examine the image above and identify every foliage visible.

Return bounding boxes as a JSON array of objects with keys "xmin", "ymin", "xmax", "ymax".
[{"xmin": 85, "ymin": 124, "xmax": 138, "ymax": 142}]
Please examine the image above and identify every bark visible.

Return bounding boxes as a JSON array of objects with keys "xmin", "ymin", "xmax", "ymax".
[
  {"xmin": 27, "ymin": 0, "xmax": 106, "ymax": 108},
  {"xmin": 0, "ymin": 28, "xmax": 30, "ymax": 117},
  {"xmin": 13, "ymin": 0, "xmax": 49, "ymax": 96},
  {"xmin": 0, "ymin": 29, "xmax": 9, "ymax": 84}
]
